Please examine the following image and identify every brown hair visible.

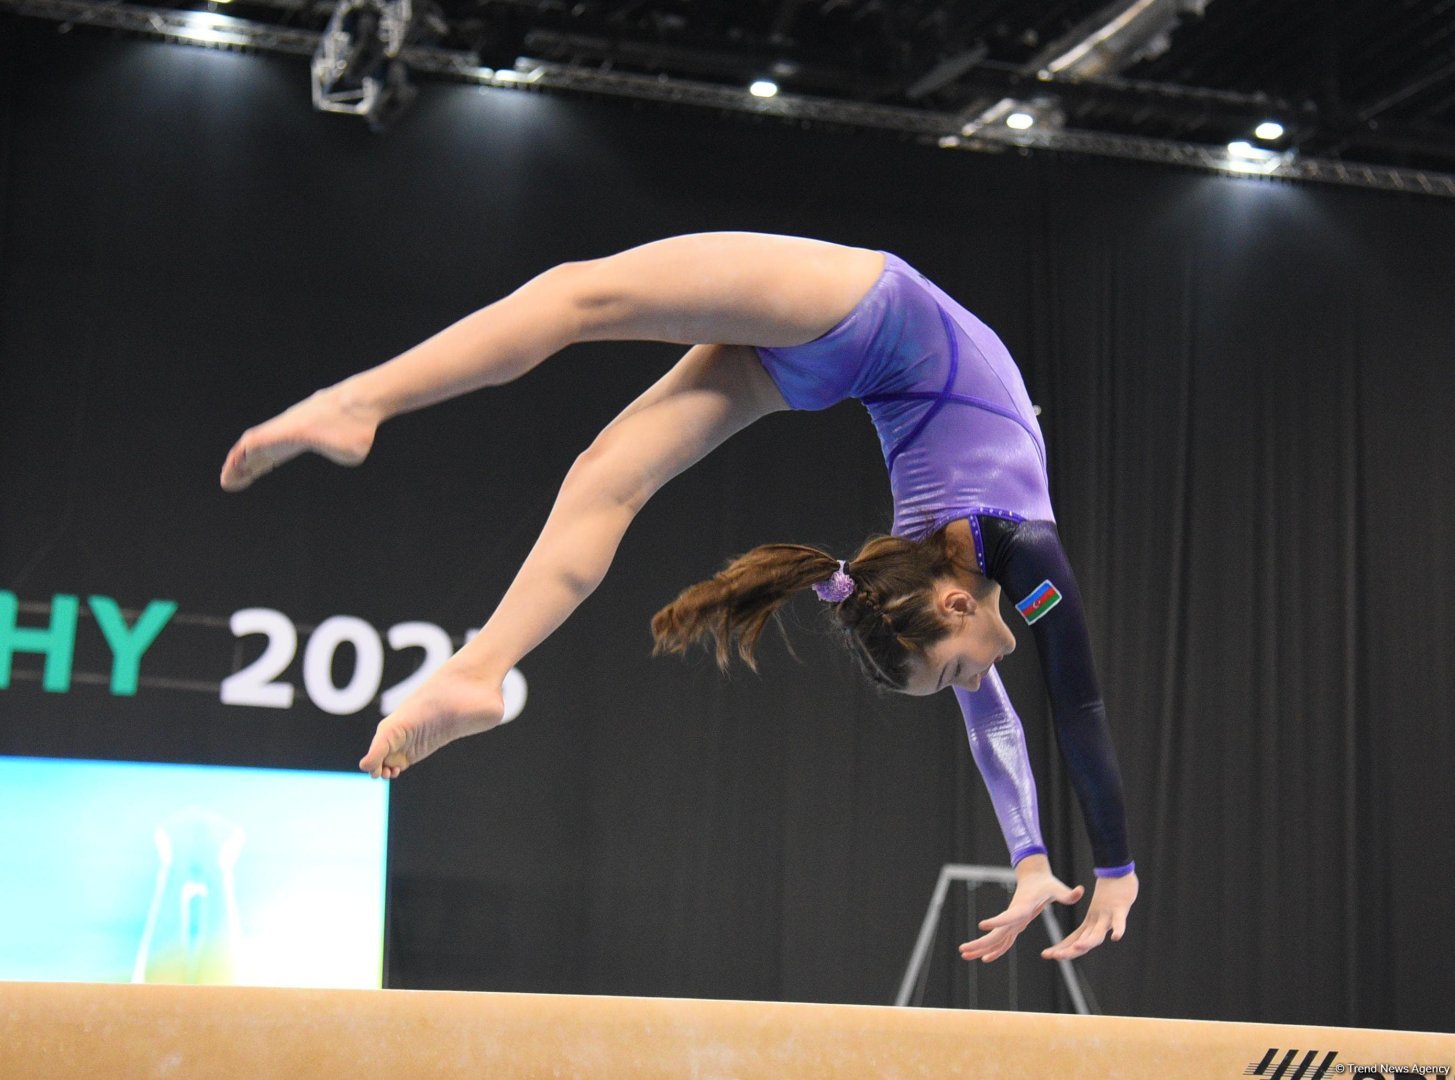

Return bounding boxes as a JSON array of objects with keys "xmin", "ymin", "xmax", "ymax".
[{"xmin": 650, "ymin": 529, "xmax": 976, "ymax": 690}]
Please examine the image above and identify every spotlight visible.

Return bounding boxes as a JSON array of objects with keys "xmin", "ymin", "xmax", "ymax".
[
  {"xmin": 969, "ymin": 99, "xmax": 1063, "ymax": 139},
  {"xmin": 1254, "ymin": 120, "xmax": 1285, "ymax": 141},
  {"xmin": 493, "ymin": 64, "xmax": 544, "ymax": 84},
  {"xmin": 172, "ymin": 11, "xmax": 252, "ymax": 46},
  {"xmin": 749, "ymin": 80, "xmax": 779, "ymax": 99},
  {"xmin": 311, "ymin": 0, "xmax": 419, "ymax": 131},
  {"xmin": 1224, "ymin": 140, "xmax": 1289, "ymax": 175}
]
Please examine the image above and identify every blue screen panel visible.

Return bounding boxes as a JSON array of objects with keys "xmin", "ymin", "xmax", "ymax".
[{"xmin": 0, "ymin": 756, "xmax": 388, "ymax": 988}]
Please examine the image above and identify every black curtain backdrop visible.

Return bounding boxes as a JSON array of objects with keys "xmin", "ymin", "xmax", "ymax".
[{"xmin": 2, "ymin": 20, "xmax": 1452, "ymax": 1031}]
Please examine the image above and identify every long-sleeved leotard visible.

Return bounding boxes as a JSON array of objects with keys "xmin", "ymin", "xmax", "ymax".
[{"xmin": 756, "ymin": 252, "xmax": 1134, "ymax": 876}]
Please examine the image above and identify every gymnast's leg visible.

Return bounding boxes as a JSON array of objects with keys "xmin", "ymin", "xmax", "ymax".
[
  {"xmin": 219, "ymin": 233, "xmax": 882, "ymax": 491},
  {"xmin": 220, "ymin": 234, "xmax": 886, "ymax": 777}
]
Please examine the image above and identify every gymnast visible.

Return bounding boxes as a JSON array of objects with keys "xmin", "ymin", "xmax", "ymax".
[{"xmin": 220, "ymin": 232, "xmax": 1138, "ymax": 964}]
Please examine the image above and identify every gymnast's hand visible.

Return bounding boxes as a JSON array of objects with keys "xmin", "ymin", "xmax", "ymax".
[
  {"xmin": 958, "ymin": 854, "xmax": 1085, "ymax": 964},
  {"xmin": 1041, "ymin": 870, "xmax": 1138, "ymax": 962},
  {"xmin": 220, "ymin": 385, "xmax": 379, "ymax": 492}
]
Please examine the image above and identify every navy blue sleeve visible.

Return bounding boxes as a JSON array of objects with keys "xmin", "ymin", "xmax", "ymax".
[{"xmin": 978, "ymin": 517, "xmax": 1135, "ymax": 875}]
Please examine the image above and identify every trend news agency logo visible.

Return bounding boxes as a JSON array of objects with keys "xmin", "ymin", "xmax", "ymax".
[
  {"xmin": 1246, "ymin": 1049, "xmax": 1339, "ymax": 1080},
  {"xmin": 1245, "ymin": 1048, "xmax": 1452, "ymax": 1079}
]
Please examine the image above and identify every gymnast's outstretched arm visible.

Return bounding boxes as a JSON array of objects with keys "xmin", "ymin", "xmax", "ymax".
[
  {"xmin": 951, "ymin": 673, "xmax": 1089, "ymax": 964},
  {"xmin": 976, "ymin": 517, "xmax": 1139, "ymax": 960}
]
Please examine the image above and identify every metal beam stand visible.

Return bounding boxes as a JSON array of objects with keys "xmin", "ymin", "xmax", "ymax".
[{"xmin": 895, "ymin": 863, "xmax": 1097, "ymax": 1015}]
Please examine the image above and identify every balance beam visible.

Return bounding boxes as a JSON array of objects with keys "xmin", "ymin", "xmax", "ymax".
[{"xmin": 2, "ymin": 982, "xmax": 1451, "ymax": 1079}]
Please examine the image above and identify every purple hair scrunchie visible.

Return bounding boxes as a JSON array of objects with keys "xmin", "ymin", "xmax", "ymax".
[{"xmin": 812, "ymin": 559, "xmax": 856, "ymax": 603}]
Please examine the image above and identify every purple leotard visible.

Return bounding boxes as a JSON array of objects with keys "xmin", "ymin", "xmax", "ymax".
[
  {"xmin": 757, "ymin": 253, "xmax": 1054, "ymax": 533},
  {"xmin": 757, "ymin": 252, "xmax": 1134, "ymax": 877}
]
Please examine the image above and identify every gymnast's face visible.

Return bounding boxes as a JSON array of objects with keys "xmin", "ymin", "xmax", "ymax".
[{"xmin": 901, "ymin": 577, "xmax": 1017, "ymax": 697}]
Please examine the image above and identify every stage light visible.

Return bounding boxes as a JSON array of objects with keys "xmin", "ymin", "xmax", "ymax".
[
  {"xmin": 493, "ymin": 63, "xmax": 543, "ymax": 85},
  {"xmin": 311, "ymin": 0, "xmax": 419, "ymax": 131},
  {"xmin": 1224, "ymin": 139, "xmax": 1289, "ymax": 175},
  {"xmin": 183, "ymin": 11, "xmax": 234, "ymax": 30},
  {"xmin": 749, "ymin": 80, "xmax": 778, "ymax": 99},
  {"xmin": 169, "ymin": 11, "xmax": 252, "ymax": 46},
  {"xmin": 1254, "ymin": 120, "xmax": 1284, "ymax": 141},
  {"xmin": 171, "ymin": 25, "xmax": 249, "ymax": 45},
  {"xmin": 964, "ymin": 99, "xmax": 1063, "ymax": 139}
]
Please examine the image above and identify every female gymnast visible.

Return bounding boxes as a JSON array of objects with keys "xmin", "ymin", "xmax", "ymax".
[{"xmin": 220, "ymin": 232, "xmax": 1138, "ymax": 965}]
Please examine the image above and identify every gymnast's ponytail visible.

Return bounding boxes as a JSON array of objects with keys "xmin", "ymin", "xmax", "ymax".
[
  {"xmin": 651, "ymin": 530, "xmax": 975, "ymax": 688},
  {"xmin": 651, "ymin": 544, "xmax": 840, "ymax": 672}
]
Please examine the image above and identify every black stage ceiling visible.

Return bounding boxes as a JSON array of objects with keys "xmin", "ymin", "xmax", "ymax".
[{"xmin": 4, "ymin": 0, "xmax": 1455, "ymax": 184}]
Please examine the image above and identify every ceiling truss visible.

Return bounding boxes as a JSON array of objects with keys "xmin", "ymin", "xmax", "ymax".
[{"xmin": 3, "ymin": 0, "xmax": 1454, "ymax": 199}]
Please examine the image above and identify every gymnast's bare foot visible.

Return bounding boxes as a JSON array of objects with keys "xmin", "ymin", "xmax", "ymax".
[
  {"xmin": 359, "ymin": 665, "xmax": 506, "ymax": 779},
  {"xmin": 220, "ymin": 385, "xmax": 380, "ymax": 492}
]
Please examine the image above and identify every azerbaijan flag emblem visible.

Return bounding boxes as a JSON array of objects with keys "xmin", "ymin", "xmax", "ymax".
[{"xmin": 1016, "ymin": 580, "xmax": 1062, "ymax": 625}]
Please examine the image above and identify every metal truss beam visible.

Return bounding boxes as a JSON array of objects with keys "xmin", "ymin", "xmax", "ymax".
[{"xmin": 961, "ymin": 125, "xmax": 1455, "ymax": 198}]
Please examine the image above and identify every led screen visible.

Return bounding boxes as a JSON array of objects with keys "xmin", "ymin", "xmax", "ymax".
[{"xmin": 0, "ymin": 755, "xmax": 388, "ymax": 988}]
